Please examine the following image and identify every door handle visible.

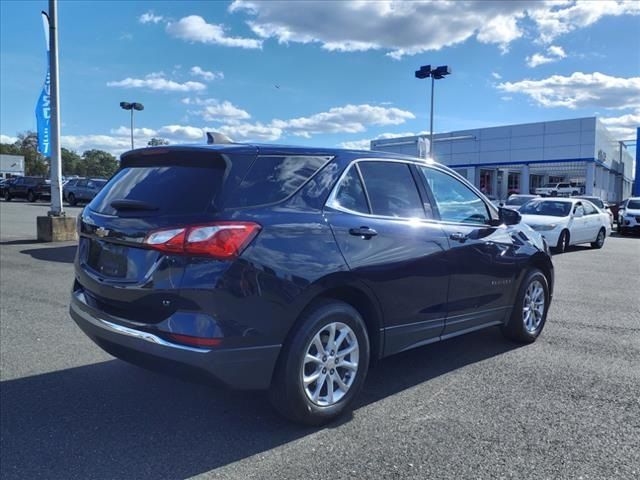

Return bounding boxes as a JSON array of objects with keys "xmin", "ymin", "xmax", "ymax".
[
  {"xmin": 449, "ymin": 232, "xmax": 468, "ymax": 242},
  {"xmin": 349, "ymin": 227, "xmax": 378, "ymax": 239}
]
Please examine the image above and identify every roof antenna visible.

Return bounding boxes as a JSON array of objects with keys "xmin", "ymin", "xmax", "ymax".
[{"xmin": 206, "ymin": 132, "xmax": 234, "ymax": 144}]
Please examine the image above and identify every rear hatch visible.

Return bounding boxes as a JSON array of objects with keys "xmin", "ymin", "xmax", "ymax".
[{"xmin": 76, "ymin": 146, "xmax": 255, "ymax": 323}]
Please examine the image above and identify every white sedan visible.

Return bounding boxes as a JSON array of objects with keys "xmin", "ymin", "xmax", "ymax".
[{"xmin": 519, "ymin": 198, "xmax": 611, "ymax": 253}]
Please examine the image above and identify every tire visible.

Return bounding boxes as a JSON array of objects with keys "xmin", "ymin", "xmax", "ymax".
[
  {"xmin": 591, "ymin": 228, "xmax": 606, "ymax": 249},
  {"xmin": 68, "ymin": 193, "xmax": 77, "ymax": 206},
  {"xmin": 4, "ymin": 191, "xmax": 11, "ymax": 202},
  {"xmin": 617, "ymin": 223, "xmax": 626, "ymax": 235},
  {"xmin": 555, "ymin": 229, "xmax": 570, "ymax": 253},
  {"xmin": 27, "ymin": 190, "xmax": 36, "ymax": 203},
  {"xmin": 269, "ymin": 299, "xmax": 370, "ymax": 426},
  {"xmin": 550, "ymin": 191, "xmax": 558, "ymax": 197},
  {"xmin": 502, "ymin": 269, "xmax": 550, "ymax": 343}
]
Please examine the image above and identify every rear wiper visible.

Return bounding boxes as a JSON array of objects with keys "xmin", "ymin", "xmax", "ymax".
[{"xmin": 110, "ymin": 199, "xmax": 158, "ymax": 211}]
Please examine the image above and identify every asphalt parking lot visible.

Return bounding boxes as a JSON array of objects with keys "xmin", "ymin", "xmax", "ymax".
[{"xmin": 1, "ymin": 200, "xmax": 639, "ymax": 480}]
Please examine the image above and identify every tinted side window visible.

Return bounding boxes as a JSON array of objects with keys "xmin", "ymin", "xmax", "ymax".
[
  {"xmin": 419, "ymin": 167, "xmax": 490, "ymax": 225},
  {"xmin": 358, "ymin": 162, "xmax": 425, "ymax": 218},
  {"xmin": 333, "ymin": 165, "xmax": 369, "ymax": 214},
  {"xmin": 77, "ymin": 180, "xmax": 87, "ymax": 187},
  {"xmin": 226, "ymin": 155, "xmax": 331, "ymax": 208}
]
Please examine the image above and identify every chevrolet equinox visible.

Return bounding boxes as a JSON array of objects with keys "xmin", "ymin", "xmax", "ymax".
[{"xmin": 70, "ymin": 143, "xmax": 554, "ymax": 425}]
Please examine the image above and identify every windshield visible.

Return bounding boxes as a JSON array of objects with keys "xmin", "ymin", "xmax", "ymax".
[
  {"xmin": 506, "ymin": 196, "xmax": 534, "ymax": 206},
  {"xmin": 520, "ymin": 200, "xmax": 572, "ymax": 217},
  {"xmin": 627, "ymin": 200, "xmax": 640, "ymax": 209}
]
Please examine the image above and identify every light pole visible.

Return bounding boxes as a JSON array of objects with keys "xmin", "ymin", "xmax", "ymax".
[
  {"xmin": 415, "ymin": 65, "xmax": 451, "ymax": 156},
  {"xmin": 119, "ymin": 101, "xmax": 144, "ymax": 149}
]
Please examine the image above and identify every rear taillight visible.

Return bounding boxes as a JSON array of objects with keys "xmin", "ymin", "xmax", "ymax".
[
  {"xmin": 143, "ymin": 222, "xmax": 261, "ymax": 259},
  {"xmin": 166, "ymin": 333, "xmax": 222, "ymax": 348}
]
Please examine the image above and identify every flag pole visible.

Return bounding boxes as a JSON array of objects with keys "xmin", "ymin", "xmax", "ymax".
[{"xmin": 48, "ymin": 0, "xmax": 63, "ymax": 216}]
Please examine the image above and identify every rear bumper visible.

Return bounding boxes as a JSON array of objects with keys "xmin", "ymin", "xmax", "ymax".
[{"xmin": 69, "ymin": 290, "xmax": 281, "ymax": 389}]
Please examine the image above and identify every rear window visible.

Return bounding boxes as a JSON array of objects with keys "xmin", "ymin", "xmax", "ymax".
[
  {"xmin": 226, "ymin": 155, "xmax": 331, "ymax": 208},
  {"xmin": 89, "ymin": 165, "xmax": 225, "ymax": 216}
]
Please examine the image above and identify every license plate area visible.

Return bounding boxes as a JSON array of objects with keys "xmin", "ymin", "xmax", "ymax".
[{"xmin": 87, "ymin": 240, "xmax": 128, "ymax": 278}]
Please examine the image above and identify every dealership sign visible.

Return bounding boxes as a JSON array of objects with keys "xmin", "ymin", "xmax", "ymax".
[{"xmin": 35, "ymin": 12, "xmax": 51, "ymax": 157}]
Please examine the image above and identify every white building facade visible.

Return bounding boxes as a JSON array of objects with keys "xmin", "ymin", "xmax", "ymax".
[
  {"xmin": 371, "ymin": 117, "xmax": 635, "ymax": 202},
  {"xmin": 0, "ymin": 154, "xmax": 25, "ymax": 179}
]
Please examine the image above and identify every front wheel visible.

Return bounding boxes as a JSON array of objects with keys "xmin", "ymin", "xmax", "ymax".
[
  {"xmin": 4, "ymin": 191, "xmax": 11, "ymax": 201},
  {"xmin": 269, "ymin": 300, "xmax": 370, "ymax": 426},
  {"xmin": 27, "ymin": 190, "xmax": 37, "ymax": 203},
  {"xmin": 591, "ymin": 228, "xmax": 606, "ymax": 248},
  {"xmin": 502, "ymin": 269, "xmax": 550, "ymax": 343},
  {"xmin": 555, "ymin": 230, "xmax": 570, "ymax": 253},
  {"xmin": 68, "ymin": 193, "xmax": 77, "ymax": 206}
]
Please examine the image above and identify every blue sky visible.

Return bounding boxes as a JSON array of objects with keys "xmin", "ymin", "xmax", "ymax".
[{"xmin": 1, "ymin": 0, "xmax": 639, "ymax": 156}]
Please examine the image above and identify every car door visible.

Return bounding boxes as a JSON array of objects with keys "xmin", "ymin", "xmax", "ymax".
[
  {"xmin": 11, "ymin": 177, "xmax": 24, "ymax": 197},
  {"xmin": 324, "ymin": 160, "xmax": 451, "ymax": 355},
  {"xmin": 570, "ymin": 202, "xmax": 588, "ymax": 243},
  {"xmin": 84, "ymin": 181, "xmax": 97, "ymax": 201},
  {"xmin": 582, "ymin": 201, "xmax": 601, "ymax": 240},
  {"xmin": 416, "ymin": 165, "xmax": 519, "ymax": 338},
  {"xmin": 75, "ymin": 179, "xmax": 87, "ymax": 200}
]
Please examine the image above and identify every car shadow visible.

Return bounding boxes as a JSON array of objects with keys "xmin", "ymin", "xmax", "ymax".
[
  {"xmin": 0, "ymin": 328, "xmax": 518, "ymax": 479},
  {"xmin": 19, "ymin": 244, "xmax": 77, "ymax": 263},
  {"xmin": 552, "ymin": 245, "xmax": 592, "ymax": 256}
]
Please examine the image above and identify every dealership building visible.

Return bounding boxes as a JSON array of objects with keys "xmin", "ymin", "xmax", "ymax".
[
  {"xmin": 371, "ymin": 117, "xmax": 636, "ymax": 202},
  {"xmin": 0, "ymin": 154, "xmax": 25, "ymax": 179}
]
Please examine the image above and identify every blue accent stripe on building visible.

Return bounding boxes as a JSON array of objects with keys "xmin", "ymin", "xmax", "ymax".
[{"xmin": 447, "ymin": 157, "xmax": 595, "ymax": 168}]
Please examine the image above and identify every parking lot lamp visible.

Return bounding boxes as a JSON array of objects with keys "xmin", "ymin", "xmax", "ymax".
[
  {"xmin": 415, "ymin": 65, "xmax": 451, "ymax": 156},
  {"xmin": 119, "ymin": 102, "xmax": 144, "ymax": 149}
]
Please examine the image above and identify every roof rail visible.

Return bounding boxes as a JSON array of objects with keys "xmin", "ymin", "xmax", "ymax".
[{"xmin": 206, "ymin": 132, "xmax": 234, "ymax": 145}]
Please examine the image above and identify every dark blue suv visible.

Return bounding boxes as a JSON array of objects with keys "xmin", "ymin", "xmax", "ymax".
[{"xmin": 70, "ymin": 143, "xmax": 553, "ymax": 425}]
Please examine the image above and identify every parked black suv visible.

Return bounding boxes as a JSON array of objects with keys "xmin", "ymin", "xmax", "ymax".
[
  {"xmin": 70, "ymin": 144, "xmax": 554, "ymax": 425},
  {"xmin": 4, "ymin": 176, "xmax": 51, "ymax": 202}
]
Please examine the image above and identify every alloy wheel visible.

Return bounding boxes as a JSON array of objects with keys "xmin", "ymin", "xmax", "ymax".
[
  {"xmin": 301, "ymin": 322, "xmax": 359, "ymax": 407},
  {"xmin": 522, "ymin": 280, "xmax": 545, "ymax": 334},
  {"xmin": 596, "ymin": 229, "xmax": 605, "ymax": 246}
]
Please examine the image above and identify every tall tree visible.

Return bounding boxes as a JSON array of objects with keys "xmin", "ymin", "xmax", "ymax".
[
  {"xmin": 82, "ymin": 149, "xmax": 119, "ymax": 178},
  {"xmin": 61, "ymin": 148, "xmax": 83, "ymax": 176},
  {"xmin": 147, "ymin": 137, "xmax": 169, "ymax": 146},
  {"xmin": 16, "ymin": 131, "xmax": 48, "ymax": 176}
]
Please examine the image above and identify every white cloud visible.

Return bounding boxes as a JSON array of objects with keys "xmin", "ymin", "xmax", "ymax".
[
  {"xmin": 157, "ymin": 125, "xmax": 205, "ymax": 140},
  {"xmin": 230, "ymin": 0, "xmax": 533, "ymax": 58},
  {"xmin": 497, "ymin": 72, "xmax": 640, "ymax": 110},
  {"xmin": 107, "ymin": 72, "xmax": 206, "ymax": 92},
  {"xmin": 270, "ymin": 104, "xmax": 415, "ymax": 138},
  {"xmin": 491, "ymin": 72, "xmax": 502, "ymax": 80},
  {"xmin": 1, "ymin": 134, "xmax": 18, "ymax": 144},
  {"xmin": 183, "ymin": 98, "xmax": 251, "ymax": 122},
  {"xmin": 217, "ymin": 123, "xmax": 283, "ymax": 141},
  {"xmin": 166, "ymin": 15, "xmax": 262, "ymax": 49},
  {"xmin": 139, "ymin": 11, "xmax": 164, "ymax": 24},
  {"xmin": 529, "ymin": 0, "xmax": 640, "ymax": 43},
  {"xmin": 526, "ymin": 44, "xmax": 566, "ymax": 68},
  {"xmin": 190, "ymin": 66, "xmax": 224, "ymax": 81},
  {"xmin": 600, "ymin": 111, "xmax": 640, "ymax": 139},
  {"xmin": 228, "ymin": 0, "xmax": 639, "ymax": 58}
]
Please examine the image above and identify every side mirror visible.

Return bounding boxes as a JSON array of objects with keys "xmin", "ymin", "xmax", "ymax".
[{"xmin": 499, "ymin": 207, "xmax": 521, "ymax": 226}]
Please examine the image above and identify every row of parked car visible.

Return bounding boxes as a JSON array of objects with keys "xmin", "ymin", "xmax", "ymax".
[
  {"xmin": 495, "ymin": 193, "xmax": 640, "ymax": 252},
  {"xmin": 0, "ymin": 176, "xmax": 106, "ymax": 205}
]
